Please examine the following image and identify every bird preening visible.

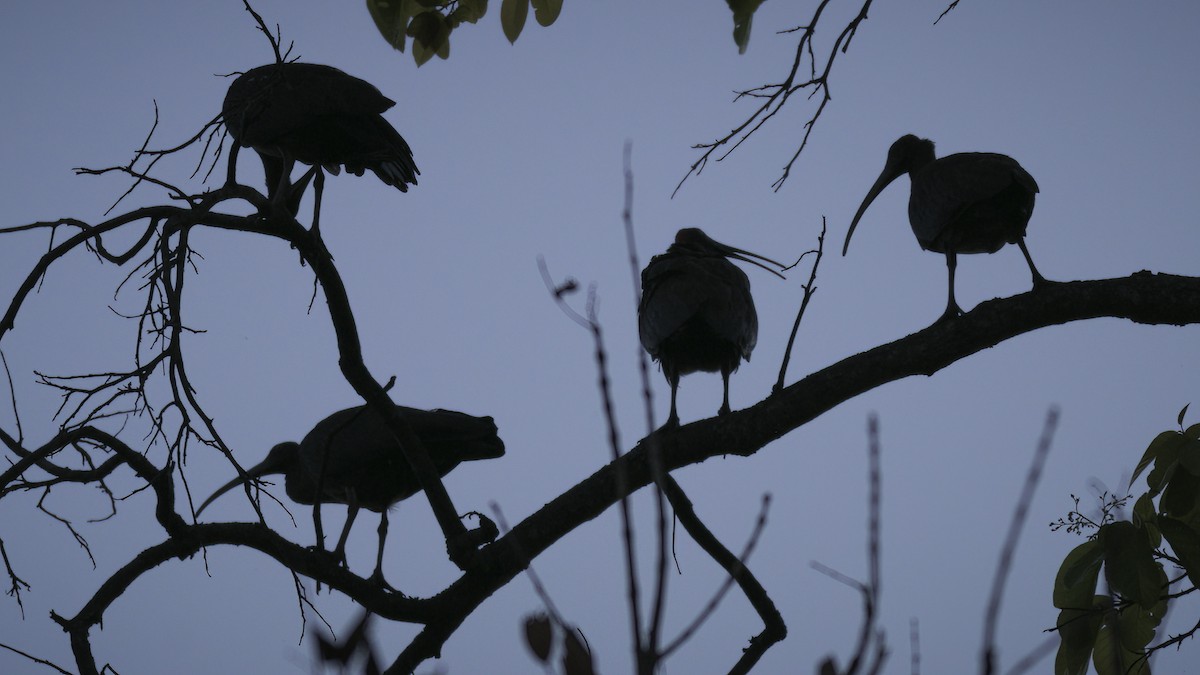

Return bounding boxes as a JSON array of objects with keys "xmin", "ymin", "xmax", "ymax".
[
  {"xmin": 842, "ymin": 134, "xmax": 1047, "ymax": 321},
  {"xmin": 197, "ymin": 404, "xmax": 504, "ymax": 588},
  {"xmin": 638, "ymin": 228, "xmax": 787, "ymax": 429},
  {"xmin": 222, "ymin": 62, "xmax": 420, "ymax": 230}
]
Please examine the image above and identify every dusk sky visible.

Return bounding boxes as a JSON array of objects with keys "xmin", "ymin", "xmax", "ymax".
[{"xmin": 2, "ymin": 2, "xmax": 1198, "ymax": 673}]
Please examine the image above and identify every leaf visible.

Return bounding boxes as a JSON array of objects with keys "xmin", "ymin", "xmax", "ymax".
[
  {"xmin": 1132, "ymin": 493, "xmax": 1161, "ymax": 548},
  {"xmin": 1054, "ymin": 602, "xmax": 1105, "ymax": 675},
  {"xmin": 451, "ymin": 0, "xmax": 488, "ymax": 25},
  {"xmin": 1178, "ymin": 403, "xmax": 1190, "ymax": 428},
  {"xmin": 1143, "ymin": 432, "xmax": 1187, "ymax": 495},
  {"xmin": 366, "ymin": 0, "xmax": 416, "ymax": 52},
  {"xmin": 523, "ymin": 613, "xmax": 553, "ymax": 662},
  {"xmin": 1092, "ymin": 605, "xmax": 1152, "ymax": 675},
  {"xmin": 407, "ymin": 11, "xmax": 451, "ymax": 66},
  {"xmin": 1159, "ymin": 516, "xmax": 1200, "ymax": 589},
  {"xmin": 1180, "ymin": 437, "xmax": 1200, "ymax": 475},
  {"xmin": 500, "ymin": 0, "xmax": 529, "ymax": 43},
  {"xmin": 561, "ymin": 626, "xmax": 595, "ymax": 675},
  {"xmin": 530, "ymin": 0, "xmax": 562, "ymax": 26},
  {"xmin": 1162, "ymin": 465, "xmax": 1200, "ymax": 521},
  {"xmin": 726, "ymin": 0, "xmax": 766, "ymax": 54},
  {"xmin": 1185, "ymin": 422, "xmax": 1200, "ymax": 440},
  {"xmin": 1131, "ymin": 430, "xmax": 1183, "ymax": 490},
  {"xmin": 1101, "ymin": 521, "xmax": 1163, "ymax": 610},
  {"xmin": 1054, "ymin": 540, "xmax": 1104, "ymax": 609}
]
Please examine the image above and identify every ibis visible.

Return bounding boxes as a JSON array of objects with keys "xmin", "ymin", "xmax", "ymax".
[
  {"xmin": 197, "ymin": 404, "xmax": 503, "ymax": 587},
  {"xmin": 638, "ymin": 228, "xmax": 786, "ymax": 428},
  {"xmin": 222, "ymin": 62, "xmax": 419, "ymax": 229},
  {"xmin": 843, "ymin": 134, "xmax": 1046, "ymax": 320}
]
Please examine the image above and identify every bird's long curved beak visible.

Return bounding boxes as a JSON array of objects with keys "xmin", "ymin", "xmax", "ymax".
[
  {"xmin": 718, "ymin": 243, "xmax": 789, "ymax": 280},
  {"xmin": 195, "ymin": 451, "xmax": 290, "ymax": 516},
  {"xmin": 843, "ymin": 161, "xmax": 904, "ymax": 256}
]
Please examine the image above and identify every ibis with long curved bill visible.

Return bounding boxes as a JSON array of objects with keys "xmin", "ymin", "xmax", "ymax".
[
  {"xmin": 639, "ymin": 228, "xmax": 787, "ymax": 428},
  {"xmin": 197, "ymin": 405, "xmax": 503, "ymax": 588},
  {"xmin": 842, "ymin": 135, "xmax": 1047, "ymax": 320},
  {"xmin": 223, "ymin": 62, "xmax": 420, "ymax": 228}
]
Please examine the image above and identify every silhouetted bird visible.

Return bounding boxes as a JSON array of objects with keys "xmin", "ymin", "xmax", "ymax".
[
  {"xmin": 842, "ymin": 134, "xmax": 1046, "ymax": 320},
  {"xmin": 197, "ymin": 405, "xmax": 503, "ymax": 587},
  {"xmin": 222, "ymin": 62, "xmax": 419, "ymax": 228},
  {"xmin": 639, "ymin": 228, "xmax": 786, "ymax": 428}
]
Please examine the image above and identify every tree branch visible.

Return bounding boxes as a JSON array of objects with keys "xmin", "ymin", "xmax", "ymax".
[{"xmin": 388, "ymin": 270, "xmax": 1200, "ymax": 671}]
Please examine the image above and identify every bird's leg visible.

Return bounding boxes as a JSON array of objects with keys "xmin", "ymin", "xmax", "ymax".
[
  {"xmin": 311, "ymin": 168, "xmax": 326, "ymax": 237},
  {"xmin": 939, "ymin": 251, "xmax": 964, "ymax": 322},
  {"xmin": 332, "ymin": 500, "xmax": 361, "ymax": 569},
  {"xmin": 225, "ymin": 142, "xmax": 241, "ymax": 188},
  {"xmin": 260, "ymin": 154, "xmax": 293, "ymax": 204},
  {"xmin": 368, "ymin": 510, "xmax": 399, "ymax": 592},
  {"xmin": 312, "ymin": 501, "xmax": 326, "ymax": 553},
  {"xmin": 1016, "ymin": 239, "xmax": 1049, "ymax": 287},
  {"xmin": 719, "ymin": 367, "xmax": 733, "ymax": 417},
  {"xmin": 665, "ymin": 372, "xmax": 681, "ymax": 429},
  {"xmin": 287, "ymin": 166, "xmax": 317, "ymax": 217}
]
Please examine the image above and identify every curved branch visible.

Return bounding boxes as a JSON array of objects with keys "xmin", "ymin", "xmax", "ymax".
[
  {"xmin": 389, "ymin": 271, "xmax": 1200, "ymax": 672},
  {"xmin": 51, "ymin": 522, "xmax": 439, "ymax": 675}
]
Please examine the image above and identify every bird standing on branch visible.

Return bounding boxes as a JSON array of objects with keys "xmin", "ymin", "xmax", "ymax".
[
  {"xmin": 843, "ymin": 134, "xmax": 1047, "ymax": 321},
  {"xmin": 639, "ymin": 228, "xmax": 786, "ymax": 428},
  {"xmin": 197, "ymin": 405, "xmax": 503, "ymax": 589},
  {"xmin": 222, "ymin": 62, "xmax": 420, "ymax": 231}
]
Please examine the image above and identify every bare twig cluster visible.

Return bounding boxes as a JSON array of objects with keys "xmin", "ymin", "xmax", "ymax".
[{"xmin": 674, "ymin": 0, "xmax": 875, "ymax": 195}]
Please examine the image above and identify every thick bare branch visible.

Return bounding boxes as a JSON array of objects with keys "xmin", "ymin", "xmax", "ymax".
[{"xmin": 387, "ymin": 271, "xmax": 1200, "ymax": 672}]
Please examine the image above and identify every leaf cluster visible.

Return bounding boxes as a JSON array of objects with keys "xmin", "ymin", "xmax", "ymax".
[
  {"xmin": 365, "ymin": 0, "xmax": 563, "ymax": 66},
  {"xmin": 1052, "ymin": 405, "xmax": 1200, "ymax": 675}
]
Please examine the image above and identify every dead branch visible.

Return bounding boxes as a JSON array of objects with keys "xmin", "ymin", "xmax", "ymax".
[{"xmin": 674, "ymin": 0, "xmax": 875, "ymax": 195}]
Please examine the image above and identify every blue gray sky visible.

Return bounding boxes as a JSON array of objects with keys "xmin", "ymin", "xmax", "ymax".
[{"xmin": 2, "ymin": 1, "xmax": 1198, "ymax": 673}]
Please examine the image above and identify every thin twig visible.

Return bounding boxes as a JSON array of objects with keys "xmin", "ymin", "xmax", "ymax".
[
  {"xmin": 674, "ymin": 0, "xmax": 875, "ymax": 195},
  {"xmin": 934, "ymin": 1, "xmax": 962, "ymax": 25},
  {"xmin": 774, "ymin": 217, "xmax": 826, "ymax": 392},
  {"xmin": 981, "ymin": 408, "xmax": 1058, "ymax": 675}
]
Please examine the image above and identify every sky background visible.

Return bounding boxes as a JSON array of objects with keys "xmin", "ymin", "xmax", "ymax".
[{"xmin": 1, "ymin": 1, "xmax": 1198, "ymax": 673}]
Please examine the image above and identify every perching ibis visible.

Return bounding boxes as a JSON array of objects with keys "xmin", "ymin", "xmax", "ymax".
[
  {"xmin": 222, "ymin": 62, "xmax": 420, "ymax": 228},
  {"xmin": 638, "ymin": 228, "xmax": 786, "ymax": 428},
  {"xmin": 842, "ymin": 135, "xmax": 1046, "ymax": 320},
  {"xmin": 197, "ymin": 405, "xmax": 503, "ymax": 587}
]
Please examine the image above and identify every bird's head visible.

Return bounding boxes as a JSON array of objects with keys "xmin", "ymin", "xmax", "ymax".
[
  {"xmin": 671, "ymin": 228, "xmax": 787, "ymax": 279},
  {"xmin": 843, "ymin": 134, "xmax": 937, "ymax": 256},
  {"xmin": 195, "ymin": 441, "xmax": 299, "ymax": 516}
]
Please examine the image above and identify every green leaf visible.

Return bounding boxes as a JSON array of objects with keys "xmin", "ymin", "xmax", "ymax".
[
  {"xmin": 451, "ymin": 0, "xmax": 488, "ymax": 24},
  {"xmin": 366, "ymin": 0, "xmax": 417, "ymax": 52},
  {"xmin": 1132, "ymin": 430, "xmax": 1184, "ymax": 490},
  {"xmin": 1180, "ymin": 437, "xmax": 1200, "ymax": 475},
  {"xmin": 406, "ymin": 11, "xmax": 451, "ymax": 66},
  {"xmin": 530, "ymin": 0, "xmax": 562, "ymax": 27},
  {"xmin": 1132, "ymin": 493, "xmax": 1160, "ymax": 548},
  {"xmin": 1162, "ymin": 465, "xmax": 1200, "ymax": 521},
  {"xmin": 1054, "ymin": 601, "xmax": 1106, "ymax": 675},
  {"xmin": 726, "ymin": 0, "xmax": 766, "ymax": 54},
  {"xmin": 1054, "ymin": 540, "xmax": 1103, "ymax": 609},
  {"xmin": 1144, "ymin": 432, "xmax": 1187, "ymax": 495},
  {"xmin": 1092, "ymin": 605, "xmax": 1152, "ymax": 675},
  {"xmin": 1178, "ymin": 403, "xmax": 1190, "ymax": 428},
  {"xmin": 500, "ymin": 0, "xmax": 529, "ymax": 43},
  {"xmin": 1101, "ymin": 521, "xmax": 1163, "ymax": 610},
  {"xmin": 1185, "ymin": 422, "xmax": 1200, "ymax": 440},
  {"xmin": 1159, "ymin": 516, "xmax": 1200, "ymax": 589}
]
